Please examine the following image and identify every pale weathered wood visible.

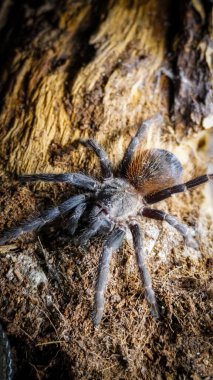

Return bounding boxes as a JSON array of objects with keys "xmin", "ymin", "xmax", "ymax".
[{"xmin": 0, "ymin": 0, "xmax": 170, "ymax": 174}]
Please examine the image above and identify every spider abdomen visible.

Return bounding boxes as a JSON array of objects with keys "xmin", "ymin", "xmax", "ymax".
[{"xmin": 126, "ymin": 148, "xmax": 183, "ymax": 195}]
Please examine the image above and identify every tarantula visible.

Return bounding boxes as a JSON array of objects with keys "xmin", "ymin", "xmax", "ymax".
[{"xmin": 0, "ymin": 114, "xmax": 212, "ymax": 326}]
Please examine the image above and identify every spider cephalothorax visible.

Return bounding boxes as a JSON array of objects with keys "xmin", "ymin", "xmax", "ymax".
[{"xmin": 0, "ymin": 114, "xmax": 212, "ymax": 326}]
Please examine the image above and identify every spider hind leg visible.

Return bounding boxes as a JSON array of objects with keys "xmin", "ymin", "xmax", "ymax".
[
  {"xmin": 145, "ymin": 174, "xmax": 213, "ymax": 204},
  {"xmin": 129, "ymin": 221, "xmax": 160, "ymax": 320},
  {"xmin": 142, "ymin": 208, "xmax": 198, "ymax": 248}
]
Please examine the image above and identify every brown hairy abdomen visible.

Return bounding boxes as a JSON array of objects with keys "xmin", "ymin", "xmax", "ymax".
[{"xmin": 126, "ymin": 149, "xmax": 183, "ymax": 196}]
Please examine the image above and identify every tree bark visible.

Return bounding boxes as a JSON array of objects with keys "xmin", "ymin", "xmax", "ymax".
[{"xmin": 0, "ymin": 1, "xmax": 212, "ymax": 379}]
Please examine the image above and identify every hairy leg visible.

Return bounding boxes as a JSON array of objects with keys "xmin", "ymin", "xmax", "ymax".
[
  {"xmin": 0, "ymin": 324, "xmax": 13, "ymax": 380},
  {"xmin": 145, "ymin": 174, "xmax": 213, "ymax": 204},
  {"xmin": 67, "ymin": 202, "xmax": 87, "ymax": 235},
  {"xmin": 129, "ymin": 221, "xmax": 159, "ymax": 319},
  {"xmin": 93, "ymin": 227, "xmax": 125, "ymax": 326},
  {"xmin": 120, "ymin": 113, "xmax": 163, "ymax": 175},
  {"xmin": 0, "ymin": 194, "xmax": 85, "ymax": 245},
  {"xmin": 142, "ymin": 208, "xmax": 197, "ymax": 248},
  {"xmin": 19, "ymin": 173, "xmax": 100, "ymax": 191},
  {"xmin": 80, "ymin": 139, "xmax": 113, "ymax": 179},
  {"xmin": 78, "ymin": 212, "xmax": 111, "ymax": 246}
]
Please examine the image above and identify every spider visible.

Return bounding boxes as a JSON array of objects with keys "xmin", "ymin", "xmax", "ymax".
[{"xmin": 0, "ymin": 114, "xmax": 212, "ymax": 326}]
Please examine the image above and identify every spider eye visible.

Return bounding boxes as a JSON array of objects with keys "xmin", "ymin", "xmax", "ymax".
[{"xmin": 126, "ymin": 149, "xmax": 183, "ymax": 195}]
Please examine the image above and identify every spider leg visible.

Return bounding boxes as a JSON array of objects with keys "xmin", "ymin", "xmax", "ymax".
[
  {"xmin": 0, "ymin": 324, "xmax": 13, "ymax": 380},
  {"xmin": 145, "ymin": 174, "xmax": 213, "ymax": 204},
  {"xmin": 67, "ymin": 202, "xmax": 87, "ymax": 235},
  {"xmin": 142, "ymin": 208, "xmax": 197, "ymax": 248},
  {"xmin": 93, "ymin": 227, "xmax": 125, "ymax": 326},
  {"xmin": 80, "ymin": 139, "xmax": 113, "ymax": 179},
  {"xmin": 19, "ymin": 173, "xmax": 100, "ymax": 191},
  {"xmin": 0, "ymin": 194, "xmax": 85, "ymax": 245},
  {"xmin": 129, "ymin": 221, "xmax": 160, "ymax": 319},
  {"xmin": 78, "ymin": 212, "xmax": 112, "ymax": 246},
  {"xmin": 120, "ymin": 113, "xmax": 163, "ymax": 175}
]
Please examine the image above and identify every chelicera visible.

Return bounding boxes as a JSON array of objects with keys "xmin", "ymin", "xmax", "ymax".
[{"xmin": 0, "ymin": 114, "xmax": 212, "ymax": 326}]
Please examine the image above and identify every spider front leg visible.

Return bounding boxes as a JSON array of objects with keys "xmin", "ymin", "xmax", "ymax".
[
  {"xmin": 145, "ymin": 174, "xmax": 213, "ymax": 204},
  {"xmin": 78, "ymin": 211, "xmax": 111, "ymax": 246},
  {"xmin": 142, "ymin": 208, "xmax": 198, "ymax": 248},
  {"xmin": 0, "ymin": 194, "xmax": 85, "ymax": 245},
  {"xmin": 19, "ymin": 172, "xmax": 100, "ymax": 191},
  {"xmin": 129, "ymin": 221, "xmax": 160, "ymax": 319},
  {"xmin": 93, "ymin": 227, "xmax": 125, "ymax": 326},
  {"xmin": 80, "ymin": 139, "xmax": 113, "ymax": 179},
  {"xmin": 67, "ymin": 202, "xmax": 87, "ymax": 235},
  {"xmin": 120, "ymin": 113, "xmax": 163, "ymax": 175}
]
